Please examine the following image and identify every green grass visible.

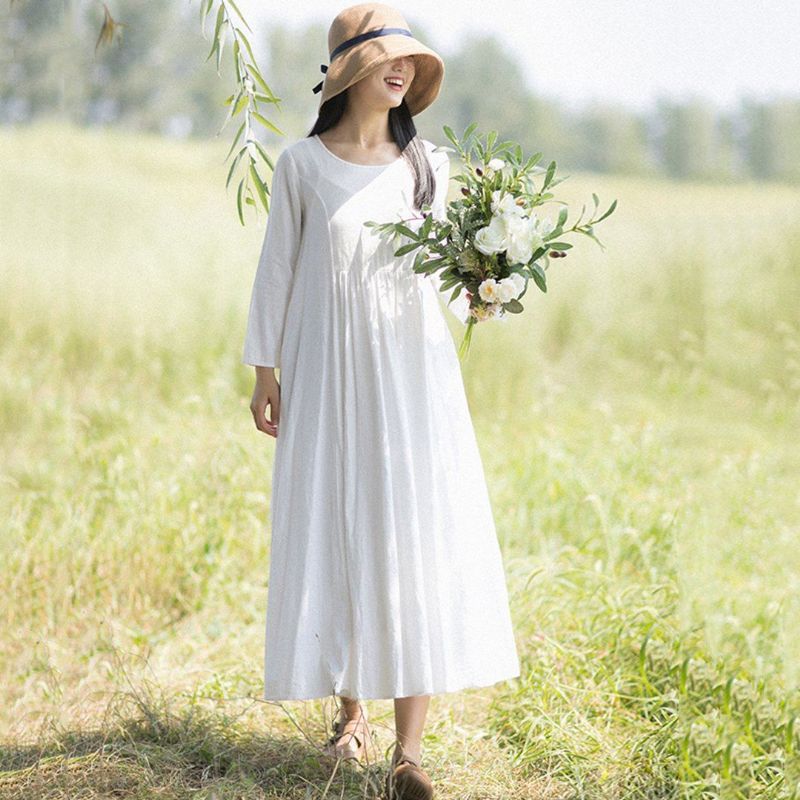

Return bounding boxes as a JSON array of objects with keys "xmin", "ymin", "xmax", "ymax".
[{"xmin": 1, "ymin": 120, "xmax": 798, "ymax": 799}]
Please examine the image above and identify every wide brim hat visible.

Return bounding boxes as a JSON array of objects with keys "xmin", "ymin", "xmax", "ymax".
[{"xmin": 312, "ymin": 3, "xmax": 444, "ymax": 117}]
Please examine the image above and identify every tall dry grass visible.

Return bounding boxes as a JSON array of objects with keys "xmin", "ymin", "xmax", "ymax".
[{"xmin": 1, "ymin": 121, "xmax": 798, "ymax": 798}]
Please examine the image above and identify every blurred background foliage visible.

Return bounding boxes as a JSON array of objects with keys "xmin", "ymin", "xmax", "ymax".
[{"xmin": 1, "ymin": 0, "xmax": 799, "ymax": 182}]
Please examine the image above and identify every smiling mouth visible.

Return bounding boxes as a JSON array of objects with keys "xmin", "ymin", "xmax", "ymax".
[{"xmin": 384, "ymin": 77, "xmax": 405, "ymax": 92}]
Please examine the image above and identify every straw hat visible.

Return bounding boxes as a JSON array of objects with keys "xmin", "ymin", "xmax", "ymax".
[{"xmin": 312, "ymin": 3, "xmax": 445, "ymax": 116}]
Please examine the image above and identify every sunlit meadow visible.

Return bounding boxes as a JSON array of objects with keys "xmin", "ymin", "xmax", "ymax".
[{"xmin": 1, "ymin": 121, "xmax": 798, "ymax": 799}]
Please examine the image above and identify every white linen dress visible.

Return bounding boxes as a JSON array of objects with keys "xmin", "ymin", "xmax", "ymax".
[{"xmin": 242, "ymin": 133, "xmax": 520, "ymax": 701}]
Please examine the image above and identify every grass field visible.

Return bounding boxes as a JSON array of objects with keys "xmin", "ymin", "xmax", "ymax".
[{"xmin": 1, "ymin": 121, "xmax": 799, "ymax": 799}]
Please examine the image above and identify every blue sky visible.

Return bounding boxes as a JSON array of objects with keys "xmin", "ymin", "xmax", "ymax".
[{"xmin": 236, "ymin": 0, "xmax": 800, "ymax": 112}]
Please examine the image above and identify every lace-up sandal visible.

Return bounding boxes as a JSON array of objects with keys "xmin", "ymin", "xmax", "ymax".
[
  {"xmin": 384, "ymin": 749, "xmax": 434, "ymax": 800},
  {"xmin": 321, "ymin": 708, "xmax": 373, "ymax": 763}
]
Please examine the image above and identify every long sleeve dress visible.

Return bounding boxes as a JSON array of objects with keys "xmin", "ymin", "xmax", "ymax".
[{"xmin": 242, "ymin": 133, "xmax": 520, "ymax": 701}]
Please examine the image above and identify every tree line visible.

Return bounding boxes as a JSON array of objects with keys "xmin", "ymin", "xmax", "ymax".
[{"xmin": 1, "ymin": 0, "xmax": 798, "ymax": 183}]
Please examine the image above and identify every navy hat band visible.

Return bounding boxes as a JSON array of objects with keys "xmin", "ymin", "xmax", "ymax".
[{"xmin": 313, "ymin": 27, "xmax": 413, "ymax": 94}]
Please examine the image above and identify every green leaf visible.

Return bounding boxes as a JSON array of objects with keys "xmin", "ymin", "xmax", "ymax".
[
  {"xmin": 252, "ymin": 111, "xmax": 285, "ymax": 137},
  {"xmin": 205, "ymin": 37, "xmax": 219, "ymax": 63},
  {"xmin": 226, "ymin": 0, "xmax": 252, "ymax": 32},
  {"xmin": 212, "ymin": 3, "xmax": 225, "ymax": 47},
  {"xmin": 250, "ymin": 67, "xmax": 277, "ymax": 100},
  {"xmin": 233, "ymin": 93, "xmax": 248, "ymax": 117},
  {"xmin": 439, "ymin": 276, "xmax": 461, "ymax": 291},
  {"xmin": 223, "ymin": 120, "xmax": 245, "ymax": 162},
  {"xmin": 232, "ymin": 38, "xmax": 240, "ymax": 73},
  {"xmin": 250, "ymin": 163, "xmax": 268, "ymax": 209},
  {"xmin": 236, "ymin": 177, "xmax": 245, "ymax": 225},
  {"xmin": 504, "ymin": 297, "xmax": 523, "ymax": 313},
  {"xmin": 200, "ymin": 0, "xmax": 215, "ymax": 33},
  {"xmin": 226, "ymin": 146, "xmax": 247, "ymax": 189},
  {"xmin": 547, "ymin": 242, "xmax": 573, "ymax": 250},
  {"xmin": 543, "ymin": 160, "xmax": 556, "ymax": 189},
  {"xmin": 252, "ymin": 139, "xmax": 275, "ymax": 170},
  {"xmin": 595, "ymin": 198, "xmax": 618, "ymax": 223},
  {"xmin": 237, "ymin": 32, "xmax": 259, "ymax": 73},
  {"xmin": 420, "ymin": 213, "xmax": 432, "ymax": 237},
  {"xmin": 395, "ymin": 242, "xmax": 422, "ymax": 256},
  {"xmin": 216, "ymin": 30, "xmax": 225, "ymax": 73},
  {"xmin": 394, "ymin": 224, "xmax": 419, "ymax": 240},
  {"xmin": 531, "ymin": 261, "xmax": 547, "ymax": 293}
]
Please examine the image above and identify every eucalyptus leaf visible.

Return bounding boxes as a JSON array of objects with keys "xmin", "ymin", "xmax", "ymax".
[
  {"xmin": 395, "ymin": 242, "xmax": 422, "ymax": 256},
  {"xmin": 596, "ymin": 198, "xmax": 618, "ymax": 223}
]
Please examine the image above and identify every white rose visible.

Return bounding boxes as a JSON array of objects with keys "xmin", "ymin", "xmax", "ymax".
[
  {"xmin": 474, "ymin": 214, "xmax": 508, "ymax": 255},
  {"xmin": 478, "ymin": 278, "xmax": 502, "ymax": 303},
  {"xmin": 497, "ymin": 276, "xmax": 521, "ymax": 303},
  {"xmin": 505, "ymin": 215, "xmax": 544, "ymax": 265},
  {"xmin": 491, "ymin": 190, "xmax": 525, "ymax": 218},
  {"xmin": 507, "ymin": 271, "xmax": 526, "ymax": 297}
]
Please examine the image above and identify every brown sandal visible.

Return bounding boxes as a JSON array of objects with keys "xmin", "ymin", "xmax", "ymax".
[
  {"xmin": 384, "ymin": 749, "xmax": 434, "ymax": 800},
  {"xmin": 321, "ymin": 708, "xmax": 373, "ymax": 763}
]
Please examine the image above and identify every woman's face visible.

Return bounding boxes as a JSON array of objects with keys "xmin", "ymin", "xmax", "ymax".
[{"xmin": 350, "ymin": 55, "xmax": 417, "ymax": 111}]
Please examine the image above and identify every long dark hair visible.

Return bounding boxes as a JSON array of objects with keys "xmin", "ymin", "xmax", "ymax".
[{"xmin": 307, "ymin": 92, "xmax": 436, "ymax": 212}]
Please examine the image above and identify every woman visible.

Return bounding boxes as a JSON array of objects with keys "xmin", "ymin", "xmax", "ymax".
[{"xmin": 242, "ymin": 3, "xmax": 520, "ymax": 797}]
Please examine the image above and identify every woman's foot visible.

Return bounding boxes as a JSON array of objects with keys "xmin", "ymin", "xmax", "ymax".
[
  {"xmin": 384, "ymin": 743, "xmax": 433, "ymax": 799},
  {"xmin": 321, "ymin": 706, "xmax": 373, "ymax": 763}
]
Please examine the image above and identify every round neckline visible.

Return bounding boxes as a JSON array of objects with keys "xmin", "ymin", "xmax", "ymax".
[{"xmin": 313, "ymin": 134, "xmax": 403, "ymax": 168}]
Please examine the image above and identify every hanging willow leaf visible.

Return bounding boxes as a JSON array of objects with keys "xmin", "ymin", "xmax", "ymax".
[
  {"xmin": 223, "ymin": 120, "xmax": 245, "ymax": 162},
  {"xmin": 226, "ymin": 146, "xmax": 247, "ymax": 189},
  {"xmin": 250, "ymin": 163, "xmax": 269, "ymax": 210},
  {"xmin": 252, "ymin": 111, "xmax": 285, "ymax": 137},
  {"xmin": 95, "ymin": 3, "xmax": 125, "ymax": 53},
  {"xmin": 196, "ymin": 1, "xmax": 303, "ymax": 219},
  {"xmin": 226, "ymin": 0, "xmax": 252, "ymax": 32},
  {"xmin": 236, "ymin": 177, "xmax": 245, "ymax": 225},
  {"xmin": 200, "ymin": 0, "xmax": 214, "ymax": 31}
]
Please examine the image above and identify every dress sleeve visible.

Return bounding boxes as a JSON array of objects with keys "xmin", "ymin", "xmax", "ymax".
[
  {"xmin": 427, "ymin": 149, "xmax": 471, "ymax": 325},
  {"xmin": 241, "ymin": 147, "xmax": 303, "ymax": 368}
]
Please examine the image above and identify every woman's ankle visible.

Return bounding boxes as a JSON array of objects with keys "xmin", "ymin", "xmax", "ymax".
[
  {"xmin": 392, "ymin": 740, "xmax": 421, "ymax": 764},
  {"xmin": 339, "ymin": 697, "xmax": 366, "ymax": 722}
]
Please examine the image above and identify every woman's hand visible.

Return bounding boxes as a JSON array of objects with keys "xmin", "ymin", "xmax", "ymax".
[{"xmin": 250, "ymin": 367, "xmax": 281, "ymax": 438}]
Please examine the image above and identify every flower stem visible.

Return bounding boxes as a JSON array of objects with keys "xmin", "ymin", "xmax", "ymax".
[{"xmin": 457, "ymin": 318, "xmax": 476, "ymax": 361}]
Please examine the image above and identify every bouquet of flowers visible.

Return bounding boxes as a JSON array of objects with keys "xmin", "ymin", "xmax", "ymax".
[{"xmin": 365, "ymin": 123, "xmax": 618, "ymax": 359}]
